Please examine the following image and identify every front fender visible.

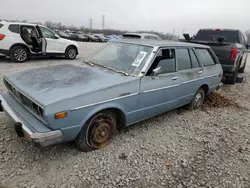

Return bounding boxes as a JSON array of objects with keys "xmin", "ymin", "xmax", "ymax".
[{"xmin": 79, "ymin": 102, "xmax": 127, "ymax": 129}]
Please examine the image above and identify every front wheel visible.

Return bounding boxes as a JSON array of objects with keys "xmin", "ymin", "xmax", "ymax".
[
  {"xmin": 65, "ymin": 46, "xmax": 77, "ymax": 60},
  {"xmin": 10, "ymin": 46, "xmax": 28, "ymax": 63},
  {"xmin": 75, "ymin": 111, "xmax": 116, "ymax": 152},
  {"xmin": 188, "ymin": 88, "xmax": 205, "ymax": 110}
]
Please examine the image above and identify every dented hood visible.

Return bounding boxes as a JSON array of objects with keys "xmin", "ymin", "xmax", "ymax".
[{"xmin": 4, "ymin": 63, "xmax": 137, "ymax": 106}]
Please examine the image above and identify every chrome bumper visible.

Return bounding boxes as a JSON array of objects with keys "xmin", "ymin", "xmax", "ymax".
[{"xmin": 0, "ymin": 93, "xmax": 63, "ymax": 147}]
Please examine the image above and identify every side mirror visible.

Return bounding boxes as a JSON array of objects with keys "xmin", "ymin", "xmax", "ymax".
[
  {"xmin": 54, "ymin": 35, "xmax": 60, "ymax": 39},
  {"xmin": 152, "ymin": 67, "xmax": 161, "ymax": 76}
]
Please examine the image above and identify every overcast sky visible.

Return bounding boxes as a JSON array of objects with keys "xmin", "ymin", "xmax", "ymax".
[{"xmin": 1, "ymin": 0, "xmax": 250, "ymax": 35}]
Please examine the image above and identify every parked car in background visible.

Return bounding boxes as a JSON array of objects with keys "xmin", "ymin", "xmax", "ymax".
[
  {"xmin": 77, "ymin": 34, "xmax": 88, "ymax": 42},
  {"xmin": 122, "ymin": 33, "xmax": 162, "ymax": 40},
  {"xmin": 56, "ymin": 30, "xmax": 71, "ymax": 39},
  {"xmin": 93, "ymin": 34, "xmax": 108, "ymax": 42},
  {"xmin": 106, "ymin": 34, "xmax": 120, "ymax": 41},
  {"xmin": 0, "ymin": 22, "xmax": 79, "ymax": 62},
  {"xmin": 69, "ymin": 33, "xmax": 81, "ymax": 41},
  {"xmin": 0, "ymin": 39, "xmax": 223, "ymax": 151},
  {"xmin": 181, "ymin": 29, "xmax": 249, "ymax": 84},
  {"xmin": 86, "ymin": 34, "xmax": 99, "ymax": 42}
]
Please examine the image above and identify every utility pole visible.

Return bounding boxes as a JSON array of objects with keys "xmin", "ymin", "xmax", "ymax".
[
  {"xmin": 102, "ymin": 15, "xmax": 105, "ymax": 30},
  {"xmin": 89, "ymin": 18, "xmax": 93, "ymax": 29}
]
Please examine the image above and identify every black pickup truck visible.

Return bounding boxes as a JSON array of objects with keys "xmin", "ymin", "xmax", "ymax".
[{"xmin": 181, "ymin": 29, "xmax": 249, "ymax": 84}]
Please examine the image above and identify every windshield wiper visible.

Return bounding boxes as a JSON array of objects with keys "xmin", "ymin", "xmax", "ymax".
[{"xmin": 82, "ymin": 60, "xmax": 94, "ymax": 66}]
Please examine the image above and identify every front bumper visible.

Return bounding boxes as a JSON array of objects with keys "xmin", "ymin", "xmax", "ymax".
[{"xmin": 0, "ymin": 93, "xmax": 63, "ymax": 147}]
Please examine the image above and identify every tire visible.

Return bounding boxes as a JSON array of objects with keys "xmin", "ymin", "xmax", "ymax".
[
  {"xmin": 65, "ymin": 46, "xmax": 77, "ymax": 60},
  {"xmin": 10, "ymin": 46, "xmax": 28, "ymax": 63},
  {"xmin": 225, "ymin": 70, "xmax": 238, "ymax": 85},
  {"xmin": 188, "ymin": 88, "xmax": 205, "ymax": 110},
  {"xmin": 75, "ymin": 110, "xmax": 116, "ymax": 152},
  {"xmin": 238, "ymin": 63, "xmax": 246, "ymax": 73},
  {"xmin": 236, "ymin": 73, "xmax": 244, "ymax": 83}
]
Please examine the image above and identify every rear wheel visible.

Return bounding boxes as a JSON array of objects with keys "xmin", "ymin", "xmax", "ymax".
[
  {"xmin": 75, "ymin": 111, "xmax": 116, "ymax": 152},
  {"xmin": 188, "ymin": 88, "xmax": 205, "ymax": 110},
  {"xmin": 225, "ymin": 70, "xmax": 238, "ymax": 85},
  {"xmin": 65, "ymin": 46, "xmax": 77, "ymax": 60},
  {"xmin": 10, "ymin": 46, "xmax": 28, "ymax": 63},
  {"xmin": 238, "ymin": 63, "xmax": 246, "ymax": 73}
]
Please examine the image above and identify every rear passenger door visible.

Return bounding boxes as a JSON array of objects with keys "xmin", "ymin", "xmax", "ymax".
[
  {"xmin": 195, "ymin": 48, "xmax": 222, "ymax": 91},
  {"xmin": 176, "ymin": 48, "xmax": 204, "ymax": 106}
]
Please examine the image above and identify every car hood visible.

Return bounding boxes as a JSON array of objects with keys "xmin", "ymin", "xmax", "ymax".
[{"xmin": 4, "ymin": 63, "xmax": 138, "ymax": 106}]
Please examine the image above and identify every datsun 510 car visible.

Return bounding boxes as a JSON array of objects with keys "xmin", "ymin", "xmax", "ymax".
[{"xmin": 0, "ymin": 39, "xmax": 223, "ymax": 152}]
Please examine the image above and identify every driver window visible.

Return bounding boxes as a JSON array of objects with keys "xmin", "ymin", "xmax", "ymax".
[
  {"xmin": 39, "ymin": 27, "xmax": 56, "ymax": 39},
  {"xmin": 146, "ymin": 49, "xmax": 176, "ymax": 75}
]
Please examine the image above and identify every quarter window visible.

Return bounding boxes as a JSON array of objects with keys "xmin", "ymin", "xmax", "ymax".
[
  {"xmin": 189, "ymin": 49, "xmax": 200, "ymax": 68},
  {"xmin": 8, "ymin": 24, "xmax": 20, "ymax": 34},
  {"xmin": 0, "ymin": 23, "xmax": 4, "ymax": 29},
  {"xmin": 176, "ymin": 49, "xmax": 192, "ymax": 71},
  {"xmin": 196, "ymin": 48, "xmax": 216, "ymax": 66}
]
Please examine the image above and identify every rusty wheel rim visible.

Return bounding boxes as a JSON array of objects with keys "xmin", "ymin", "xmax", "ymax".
[{"xmin": 88, "ymin": 113, "xmax": 115, "ymax": 149}]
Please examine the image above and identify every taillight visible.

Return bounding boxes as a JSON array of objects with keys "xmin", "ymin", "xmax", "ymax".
[
  {"xmin": 0, "ymin": 34, "xmax": 5, "ymax": 40},
  {"xmin": 230, "ymin": 48, "xmax": 238, "ymax": 62}
]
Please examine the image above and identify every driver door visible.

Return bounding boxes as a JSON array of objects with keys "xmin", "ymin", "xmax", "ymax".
[
  {"xmin": 137, "ymin": 48, "xmax": 180, "ymax": 121},
  {"xmin": 38, "ymin": 26, "xmax": 65, "ymax": 53}
]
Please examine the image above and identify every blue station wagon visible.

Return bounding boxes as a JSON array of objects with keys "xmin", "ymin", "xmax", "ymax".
[{"xmin": 0, "ymin": 39, "xmax": 223, "ymax": 151}]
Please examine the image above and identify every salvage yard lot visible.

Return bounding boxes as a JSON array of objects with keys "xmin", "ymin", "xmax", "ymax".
[{"xmin": 0, "ymin": 42, "xmax": 250, "ymax": 188}]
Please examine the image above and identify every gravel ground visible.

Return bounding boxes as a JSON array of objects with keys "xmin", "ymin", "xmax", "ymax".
[{"xmin": 0, "ymin": 43, "xmax": 250, "ymax": 188}]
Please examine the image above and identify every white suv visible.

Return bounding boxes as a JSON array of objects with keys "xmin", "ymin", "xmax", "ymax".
[{"xmin": 0, "ymin": 22, "xmax": 79, "ymax": 62}]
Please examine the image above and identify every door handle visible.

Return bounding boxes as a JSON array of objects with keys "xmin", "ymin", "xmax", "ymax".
[
  {"xmin": 172, "ymin": 77, "xmax": 178, "ymax": 80},
  {"xmin": 198, "ymin": 70, "xmax": 203, "ymax": 74}
]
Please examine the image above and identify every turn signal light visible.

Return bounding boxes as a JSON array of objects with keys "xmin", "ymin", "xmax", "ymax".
[
  {"xmin": 55, "ymin": 111, "xmax": 67, "ymax": 119},
  {"xmin": 0, "ymin": 34, "xmax": 5, "ymax": 40}
]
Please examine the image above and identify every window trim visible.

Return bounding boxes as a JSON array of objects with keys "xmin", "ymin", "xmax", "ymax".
[
  {"xmin": 145, "ymin": 47, "xmax": 177, "ymax": 76},
  {"xmin": 195, "ymin": 48, "xmax": 217, "ymax": 67},
  {"xmin": 8, "ymin": 24, "xmax": 20, "ymax": 34},
  {"xmin": 175, "ymin": 47, "xmax": 192, "ymax": 71},
  {"xmin": 188, "ymin": 49, "xmax": 201, "ymax": 69}
]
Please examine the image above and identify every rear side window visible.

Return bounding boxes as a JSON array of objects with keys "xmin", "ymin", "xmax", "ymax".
[
  {"xmin": 196, "ymin": 48, "xmax": 216, "ymax": 66},
  {"xmin": 189, "ymin": 49, "xmax": 200, "ymax": 68},
  {"xmin": 8, "ymin": 24, "xmax": 20, "ymax": 34},
  {"xmin": 0, "ymin": 23, "xmax": 3, "ymax": 29},
  {"xmin": 176, "ymin": 49, "xmax": 192, "ymax": 71}
]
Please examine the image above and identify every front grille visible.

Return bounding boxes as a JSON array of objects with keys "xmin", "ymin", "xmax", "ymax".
[{"xmin": 4, "ymin": 79, "xmax": 44, "ymax": 119}]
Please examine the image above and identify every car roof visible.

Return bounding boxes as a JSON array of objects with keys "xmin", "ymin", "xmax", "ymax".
[
  {"xmin": 112, "ymin": 39, "xmax": 210, "ymax": 48},
  {"xmin": 0, "ymin": 21, "xmax": 37, "ymax": 26}
]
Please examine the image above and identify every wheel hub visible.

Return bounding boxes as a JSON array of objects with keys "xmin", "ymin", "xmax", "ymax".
[
  {"xmin": 14, "ymin": 49, "xmax": 26, "ymax": 61},
  {"xmin": 88, "ymin": 114, "xmax": 115, "ymax": 149},
  {"xmin": 68, "ymin": 49, "xmax": 76, "ymax": 59},
  {"xmin": 92, "ymin": 123, "xmax": 111, "ymax": 144}
]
